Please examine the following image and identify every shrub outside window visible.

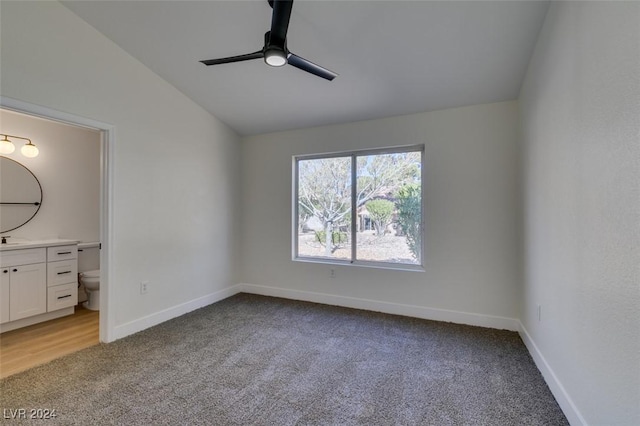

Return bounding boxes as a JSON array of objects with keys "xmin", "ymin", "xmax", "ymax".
[{"xmin": 294, "ymin": 145, "xmax": 423, "ymax": 270}]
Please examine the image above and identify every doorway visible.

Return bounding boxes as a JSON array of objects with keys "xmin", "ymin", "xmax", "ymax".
[{"xmin": 0, "ymin": 96, "xmax": 113, "ymax": 350}]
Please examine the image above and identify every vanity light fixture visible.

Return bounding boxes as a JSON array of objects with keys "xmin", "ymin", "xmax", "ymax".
[
  {"xmin": 0, "ymin": 135, "xmax": 15, "ymax": 155},
  {"xmin": 0, "ymin": 134, "xmax": 39, "ymax": 158}
]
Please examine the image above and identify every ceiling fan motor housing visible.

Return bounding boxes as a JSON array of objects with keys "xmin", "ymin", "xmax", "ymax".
[{"xmin": 264, "ymin": 31, "xmax": 288, "ymax": 67}]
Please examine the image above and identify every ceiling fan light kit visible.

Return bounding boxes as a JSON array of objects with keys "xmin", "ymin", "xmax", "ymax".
[
  {"xmin": 200, "ymin": 0, "xmax": 337, "ymax": 81},
  {"xmin": 264, "ymin": 46, "xmax": 287, "ymax": 67}
]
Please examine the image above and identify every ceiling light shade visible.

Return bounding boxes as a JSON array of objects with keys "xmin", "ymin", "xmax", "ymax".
[
  {"xmin": 21, "ymin": 142, "xmax": 39, "ymax": 158},
  {"xmin": 0, "ymin": 136, "xmax": 16, "ymax": 154},
  {"xmin": 264, "ymin": 47, "xmax": 287, "ymax": 67}
]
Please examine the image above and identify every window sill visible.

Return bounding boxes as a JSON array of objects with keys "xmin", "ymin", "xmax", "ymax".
[{"xmin": 292, "ymin": 256, "xmax": 425, "ymax": 273}]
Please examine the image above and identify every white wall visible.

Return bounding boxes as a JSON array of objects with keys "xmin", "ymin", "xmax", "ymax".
[
  {"xmin": 240, "ymin": 101, "xmax": 521, "ymax": 328},
  {"xmin": 0, "ymin": 109, "xmax": 100, "ymax": 242},
  {"xmin": 0, "ymin": 1, "xmax": 241, "ymax": 337},
  {"xmin": 519, "ymin": 2, "xmax": 640, "ymax": 425}
]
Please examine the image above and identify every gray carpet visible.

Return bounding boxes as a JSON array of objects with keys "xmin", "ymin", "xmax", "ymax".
[{"xmin": 1, "ymin": 293, "xmax": 568, "ymax": 425}]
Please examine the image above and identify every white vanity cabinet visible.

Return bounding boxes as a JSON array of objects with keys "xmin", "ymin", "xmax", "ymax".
[
  {"xmin": 0, "ymin": 240, "xmax": 78, "ymax": 332},
  {"xmin": 1, "ymin": 248, "xmax": 47, "ymax": 323}
]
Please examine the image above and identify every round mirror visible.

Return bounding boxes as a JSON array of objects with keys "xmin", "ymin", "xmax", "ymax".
[{"xmin": 0, "ymin": 156, "xmax": 43, "ymax": 233}]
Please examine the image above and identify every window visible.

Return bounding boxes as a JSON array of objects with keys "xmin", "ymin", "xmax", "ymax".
[{"xmin": 294, "ymin": 145, "xmax": 423, "ymax": 269}]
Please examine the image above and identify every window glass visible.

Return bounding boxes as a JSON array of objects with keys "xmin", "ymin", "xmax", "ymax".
[
  {"xmin": 297, "ymin": 156, "xmax": 352, "ymax": 261},
  {"xmin": 355, "ymin": 152, "xmax": 421, "ymax": 264},
  {"xmin": 295, "ymin": 146, "xmax": 423, "ymax": 269}
]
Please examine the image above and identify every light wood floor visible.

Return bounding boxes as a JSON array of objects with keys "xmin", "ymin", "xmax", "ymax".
[{"xmin": 0, "ymin": 306, "xmax": 99, "ymax": 379}]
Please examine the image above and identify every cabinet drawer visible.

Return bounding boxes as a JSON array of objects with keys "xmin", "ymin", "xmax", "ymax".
[
  {"xmin": 0, "ymin": 248, "xmax": 46, "ymax": 268},
  {"xmin": 47, "ymin": 260, "xmax": 78, "ymax": 287},
  {"xmin": 47, "ymin": 245, "xmax": 77, "ymax": 261},
  {"xmin": 47, "ymin": 282, "xmax": 77, "ymax": 312}
]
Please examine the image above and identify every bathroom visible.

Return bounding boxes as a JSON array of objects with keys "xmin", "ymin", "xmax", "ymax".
[{"xmin": 0, "ymin": 108, "xmax": 102, "ymax": 372}]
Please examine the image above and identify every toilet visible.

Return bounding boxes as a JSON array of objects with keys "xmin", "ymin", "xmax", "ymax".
[
  {"xmin": 78, "ymin": 242, "xmax": 101, "ymax": 311},
  {"xmin": 80, "ymin": 270, "xmax": 100, "ymax": 311}
]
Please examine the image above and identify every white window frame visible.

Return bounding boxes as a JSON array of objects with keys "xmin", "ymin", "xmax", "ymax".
[{"xmin": 293, "ymin": 144, "xmax": 425, "ymax": 272}]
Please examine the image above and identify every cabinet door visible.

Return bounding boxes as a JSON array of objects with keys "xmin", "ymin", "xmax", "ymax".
[
  {"xmin": 9, "ymin": 263, "xmax": 47, "ymax": 321},
  {"xmin": 0, "ymin": 268, "xmax": 9, "ymax": 324}
]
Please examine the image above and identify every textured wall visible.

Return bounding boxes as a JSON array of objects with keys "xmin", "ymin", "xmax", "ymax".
[{"xmin": 519, "ymin": 2, "xmax": 640, "ymax": 424}]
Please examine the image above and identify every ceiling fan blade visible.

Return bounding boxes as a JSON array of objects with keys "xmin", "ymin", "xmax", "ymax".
[
  {"xmin": 287, "ymin": 53, "xmax": 337, "ymax": 81},
  {"xmin": 270, "ymin": 0, "xmax": 293, "ymax": 46},
  {"xmin": 200, "ymin": 50, "xmax": 264, "ymax": 66}
]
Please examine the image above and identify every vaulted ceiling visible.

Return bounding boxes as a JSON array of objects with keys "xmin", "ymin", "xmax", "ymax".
[{"xmin": 62, "ymin": 1, "xmax": 549, "ymax": 136}]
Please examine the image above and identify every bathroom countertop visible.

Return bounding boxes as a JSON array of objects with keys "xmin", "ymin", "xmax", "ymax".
[{"xmin": 0, "ymin": 239, "xmax": 79, "ymax": 252}]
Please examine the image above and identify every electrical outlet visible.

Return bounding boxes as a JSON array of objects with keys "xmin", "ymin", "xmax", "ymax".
[
  {"xmin": 330, "ymin": 269, "xmax": 336, "ymax": 279},
  {"xmin": 140, "ymin": 281, "xmax": 149, "ymax": 294}
]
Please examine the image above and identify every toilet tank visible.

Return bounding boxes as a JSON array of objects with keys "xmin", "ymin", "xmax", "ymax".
[{"xmin": 78, "ymin": 242, "xmax": 100, "ymax": 272}]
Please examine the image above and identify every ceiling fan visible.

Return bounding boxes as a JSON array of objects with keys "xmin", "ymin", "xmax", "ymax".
[{"xmin": 200, "ymin": 0, "xmax": 337, "ymax": 81}]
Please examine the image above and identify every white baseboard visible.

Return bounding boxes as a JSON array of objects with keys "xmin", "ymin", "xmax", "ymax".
[
  {"xmin": 518, "ymin": 322, "xmax": 586, "ymax": 426},
  {"xmin": 112, "ymin": 284, "xmax": 242, "ymax": 340},
  {"xmin": 237, "ymin": 283, "xmax": 519, "ymax": 331}
]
